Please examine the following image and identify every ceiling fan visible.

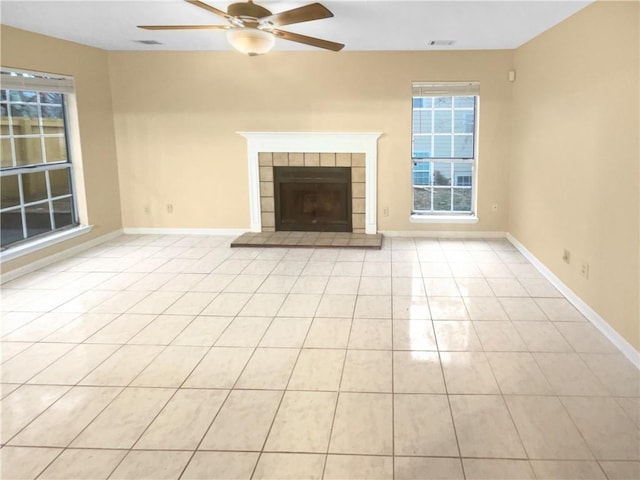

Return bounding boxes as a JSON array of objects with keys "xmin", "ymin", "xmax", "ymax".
[{"xmin": 138, "ymin": 0, "xmax": 345, "ymax": 56}]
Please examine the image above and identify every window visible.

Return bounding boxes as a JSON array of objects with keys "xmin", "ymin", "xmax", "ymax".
[
  {"xmin": 1, "ymin": 69, "xmax": 78, "ymax": 249},
  {"xmin": 412, "ymin": 82, "xmax": 479, "ymax": 215}
]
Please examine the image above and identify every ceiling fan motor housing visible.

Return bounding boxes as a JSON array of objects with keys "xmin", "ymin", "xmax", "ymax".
[{"xmin": 227, "ymin": 1, "xmax": 272, "ymax": 19}]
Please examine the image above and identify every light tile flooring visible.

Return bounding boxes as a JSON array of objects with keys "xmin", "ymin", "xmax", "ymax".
[{"xmin": 1, "ymin": 234, "xmax": 639, "ymax": 480}]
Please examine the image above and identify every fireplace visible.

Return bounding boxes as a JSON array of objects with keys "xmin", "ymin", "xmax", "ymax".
[{"xmin": 274, "ymin": 167, "xmax": 352, "ymax": 232}]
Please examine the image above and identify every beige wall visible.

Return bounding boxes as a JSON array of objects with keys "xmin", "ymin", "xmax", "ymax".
[
  {"xmin": 0, "ymin": 26, "xmax": 123, "ymax": 274},
  {"xmin": 107, "ymin": 50, "xmax": 513, "ymax": 232},
  {"xmin": 510, "ymin": 0, "xmax": 639, "ymax": 349}
]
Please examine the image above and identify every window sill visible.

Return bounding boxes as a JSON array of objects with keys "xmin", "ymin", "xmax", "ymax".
[
  {"xmin": 410, "ymin": 215, "xmax": 479, "ymax": 224},
  {"xmin": 0, "ymin": 225, "xmax": 94, "ymax": 263}
]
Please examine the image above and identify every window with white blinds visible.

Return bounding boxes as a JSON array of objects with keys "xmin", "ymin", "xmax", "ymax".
[{"xmin": 412, "ymin": 82, "xmax": 479, "ymax": 215}]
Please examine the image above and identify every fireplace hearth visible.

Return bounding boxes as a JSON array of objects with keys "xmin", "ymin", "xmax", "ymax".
[{"xmin": 274, "ymin": 167, "xmax": 352, "ymax": 232}]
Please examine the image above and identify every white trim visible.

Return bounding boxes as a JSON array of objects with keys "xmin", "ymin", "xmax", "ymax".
[
  {"xmin": 410, "ymin": 215, "xmax": 479, "ymax": 224},
  {"xmin": 0, "ymin": 225, "xmax": 94, "ymax": 263},
  {"xmin": 507, "ymin": 233, "xmax": 640, "ymax": 369},
  {"xmin": 238, "ymin": 132, "xmax": 382, "ymax": 235},
  {"xmin": 0, "ymin": 228, "xmax": 122, "ymax": 284},
  {"xmin": 122, "ymin": 228, "xmax": 248, "ymax": 236},
  {"xmin": 381, "ymin": 230, "xmax": 505, "ymax": 238}
]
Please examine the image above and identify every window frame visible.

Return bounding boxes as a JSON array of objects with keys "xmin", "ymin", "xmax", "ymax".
[
  {"xmin": 410, "ymin": 82, "xmax": 479, "ymax": 220},
  {"xmin": 1, "ymin": 68, "xmax": 88, "ymax": 256}
]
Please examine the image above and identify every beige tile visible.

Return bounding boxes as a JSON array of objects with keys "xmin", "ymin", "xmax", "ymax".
[
  {"xmin": 84, "ymin": 313, "xmax": 157, "ymax": 344},
  {"xmin": 200, "ymin": 389, "xmax": 283, "ymax": 451},
  {"xmin": 320, "ymin": 152, "xmax": 336, "ymax": 166},
  {"xmin": 324, "ymin": 455, "xmax": 393, "ymax": 480},
  {"xmin": 253, "ymin": 453, "xmax": 325, "ymax": 480},
  {"xmin": 272, "ymin": 152, "xmax": 288, "ymax": 166},
  {"xmin": 130, "ymin": 345, "xmax": 208, "ymax": 387},
  {"xmin": 288, "ymin": 349, "xmax": 346, "ymax": 391},
  {"xmin": 259, "ymin": 166, "xmax": 274, "ymax": 181},
  {"xmin": 359, "ymin": 276, "xmax": 391, "ymax": 295},
  {"xmin": 159, "ymin": 273, "xmax": 208, "ymax": 292},
  {"xmin": 455, "ymin": 278, "xmax": 493, "ymax": 297},
  {"xmin": 265, "ymin": 391, "xmax": 336, "ymax": 452},
  {"xmin": 43, "ymin": 313, "xmax": 119, "ymax": 343},
  {"xmin": 393, "ymin": 277, "xmax": 427, "ymax": 296},
  {"xmin": 392, "ymin": 296, "xmax": 430, "ymax": 320},
  {"xmin": 136, "ymin": 388, "xmax": 227, "ymax": 449},
  {"xmin": 192, "ymin": 273, "xmax": 235, "ymax": 292},
  {"xmin": 184, "ymin": 346, "xmax": 253, "ymax": 388},
  {"xmin": 519, "ymin": 277, "xmax": 563, "ymax": 297},
  {"xmin": 555, "ymin": 322, "xmax": 618, "ymax": 353},
  {"xmin": 71, "ymin": 387, "xmax": 173, "ymax": 448},
  {"xmin": 304, "ymin": 153, "xmax": 320, "ymax": 167},
  {"xmin": 341, "ymin": 350, "xmax": 392, "ymax": 392},
  {"xmin": 440, "ymin": 352, "xmax": 500, "ymax": 394},
  {"xmin": 486, "ymin": 352, "xmax": 553, "ymax": 394},
  {"xmin": 239, "ymin": 293, "xmax": 287, "ymax": 316},
  {"xmin": 599, "ymin": 461, "xmax": 640, "ymax": 480},
  {"xmin": 450, "ymin": 394, "xmax": 526, "ymax": 458},
  {"xmin": 499, "ymin": 297, "xmax": 547, "ymax": 320},
  {"xmin": 1, "ymin": 341, "xmax": 33, "ymax": 364},
  {"xmin": 1, "ymin": 382, "xmax": 22, "ymax": 399},
  {"xmin": 530, "ymin": 460, "xmax": 607, "ymax": 479},
  {"xmin": 215, "ymin": 316, "xmax": 271, "ymax": 347},
  {"xmin": 535, "ymin": 298, "xmax": 586, "ymax": 322},
  {"xmin": 235, "ymin": 348, "xmax": 299, "ymax": 389},
  {"xmin": 303, "ymin": 262, "xmax": 335, "ymax": 276},
  {"xmin": 3, "ymin": 312, "xmax": 80, "ymax": 341},
  {"xmin": 29, "ymin": 343, "xmax": 119, "ymax": 385},
  {"xmin": 304, "ymin": 317, "xmax": 352, "ymax": 348},
  {"xmin": 463, "ymin": 297, "xmax": 509, "ymax": 321},
  {"xmin": 315, "ymin": 294, "xmax": 357, "ymax": 318},
  {"xmin": 394, "ymin": 393, "xmax": 458, "ymax": 456},
  {"xmin": 512, "ymin": 321, "xmax": 573, "ymax": 352},
  {"xmin": 428, "ymin": 297, "xmax": 469, "ymax": 320},
  {"xmin": 182, "ymin": 452, "xmax": 259, "ymax": 479},
  {"xmin": 201, "ymin": 292, "xmax": 251, "ymax": 316},
  {"xmin": 289, "ymin": 152, "xmax": 304, "ymax": 166},
  {"xmin": 1, "ymin": 342, "xmax": 75, "ymax": 383},
  {"xmin": 348, "ymin": 319, "xmax": 392, "ymax": 350},
  {"xmin": 39, "ymin": 449, "xmax": 127, "ymax": 480},
  {"xmin": 615, "ymin": 397, "xmax": 640, "ymax": 427},
  {"xmin": 259, "ymin": 152, "xmax": 273, "ymax": 166},
  {"xmin": 329, "ymin": 392, "xmax": 393, "ymax": 455},
  {"xmin": 127, "ymin": 314, "xmax": 193, "ymax": 344},
  {"xmin": 277, "ymin": 294, "xmax": 321, "ymax": 317},
  {"xmin": 421, "ymin": 262, "xmax": 453, "ymax": 278},
  {"xmin": 393, "ymin": 351, "xmax": 445, "ymax": 393},
  {"xmin": 474, "ymin": 321, "xmax": 527, "ymax": 351},
  {"xmin": 172, "ymin": 315, "xmax": 233, "ymax": 346},
  {"xmin": 581, "ymin": 353, "xmax": 640, "ymax": 397},
  {"xmin": 258, "ymin": 275, "xmax": 297, "ymax": 294},
  {"xmin": 90, "ymin": 291, "xmax": 152, "ymax": 314},
  {"xmin": 361, "ymin": 261, "xmax": 391, "ymax": 276},
  {"xmin": 463, "ymin": 459, "xmax": 535, "ymax": 480},
  {"xmin": 505, "ymin": 395, "xmax": 593, "ymax": 459},
  {"xmin": 433, "ymin": 321, "xmax": 483, "ymax": 351},
  {"xmin": 224, "ymin": 274, "xmax": 268, "ymax": 293},
  {"xmin": 393, "ymin": 320, "xmax": 437, "ymax": 351},
  {"xmin": 534, "ymin": 352, "xmax": 608, "ymax": 396},
  {"xmin": 260, "ymin": 317, "xmax": 312, "ymax": 347},
  {"xmin": 0, "ymin": 446, "xmax": 63, "ymax": 480},
  {"xmin": 394, "ymin": 457, "xmax": 464, "ymax": 480},
  {"xmin": 336, "ymin": 152, "xmax": 352, "ymax": 166},
  {"xmin": 163, "ymin": 292, "xmax": 217, "ymax": 315},
  {"xmin": 10, "ymin": 386, "xmax": 122, "ymax": 447},
  {"xmin": 561, "ymin": 396, "xmax": 640, "ymax": 460},
  {"xmin": 1, "ymin": 385, "xmax": 70, "ymax": 443},
  {"xmin": 80, "ymin": 345, "xmax": 163, "ymax": 386},
  {"xmin": 110, "ymin": 450, "xmax": 191, "ymax": 479},
  {"xmin": 352, "ymin": 153, "xmax": 366, "ymax": 167}
]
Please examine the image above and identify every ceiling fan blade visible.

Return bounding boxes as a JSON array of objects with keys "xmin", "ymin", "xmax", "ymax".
[
  {"xmin": 138, "ymin": 24, "xmax": 230, "ymax": 30},
  {"xmin": 185, "ymin": 0, "xmax": 229, "ymax": 19},
  {"xmin": 272, "ymin": 29, "xmax": 344, "ymax": 51},
  {"xmin": 261, "ymin": 3, "xmax": 333, "ymax": 26}
]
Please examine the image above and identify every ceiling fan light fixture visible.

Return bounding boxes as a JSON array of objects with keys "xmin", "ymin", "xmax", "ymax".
[{"xmin": 226, "ymin": 27, "xmax": 275, "ymax": 56}]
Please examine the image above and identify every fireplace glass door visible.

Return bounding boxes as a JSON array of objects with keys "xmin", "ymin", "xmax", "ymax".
[{"xmin": 274, "ymin": 167, "xmax": 352, "ymax": 232}]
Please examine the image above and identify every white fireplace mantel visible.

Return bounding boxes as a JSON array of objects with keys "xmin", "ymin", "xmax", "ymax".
[{"xmin": 238, "ymin": 132, "xmax": 382, "ymax": 234}]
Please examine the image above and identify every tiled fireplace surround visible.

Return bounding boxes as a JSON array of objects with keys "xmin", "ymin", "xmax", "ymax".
[
  {"xmin": 258, "ymin": 152, "xmax": 366, "ymax": 234},
  {"xmin": 240, "ymin": 132, "xmax": 381, "ymax": 235}
]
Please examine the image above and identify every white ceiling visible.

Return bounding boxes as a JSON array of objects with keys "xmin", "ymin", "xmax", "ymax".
[{"xmin": 1, "ymin": 0, "xmax": 594, "ymax": 52}]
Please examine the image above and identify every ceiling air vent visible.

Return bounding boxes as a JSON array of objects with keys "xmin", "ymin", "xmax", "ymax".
[
  {"xmin": 134, "ymin": 40, "xmax": 163, "ymax": 45},
  {"xmin": 428, "ymin": 40, "xmax": 456, "ymax": 46}
]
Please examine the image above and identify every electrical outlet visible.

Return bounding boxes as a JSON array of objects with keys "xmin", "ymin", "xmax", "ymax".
[
  {"xmin": 144, "ymin": 205, "xmax": 150, "ymax": 215},
  {"xmin": 580, "ymin": 262, "xmax": 589, "ymax": 279},
  {"xmin": 383, "ymin": 206, "xmax": 389, "ymax": 217},
  {"xmin": 491, "ymin": 204, "xmax": 499, "ymax": 212},
  {"xmin": 562, "ymin": 249, "xmax": 570, "ymax": 264},
  {"xmin": 167, "ymin": 204, "xmax": 173, "ymax": 214}
]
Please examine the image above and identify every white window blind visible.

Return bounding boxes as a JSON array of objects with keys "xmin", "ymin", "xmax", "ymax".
[
  {"xmin": 0, "ymin": 69, "xmax": 74, "ymax": 94},
  {"xmin": 412, "ymin": 82, "xmax": 480, "ymax": 98}
]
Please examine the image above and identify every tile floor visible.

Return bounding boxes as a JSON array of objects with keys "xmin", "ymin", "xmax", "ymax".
[
  {"xmin": 1, "ymin": 234, "xmax": 639, "ymax": 480},
  {"xmin": 230, "ymin": 232, "xmax": 383, "ymax": 249}
]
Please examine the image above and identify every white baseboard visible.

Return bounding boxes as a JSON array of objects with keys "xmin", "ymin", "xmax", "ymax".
[
  {"xmin": 122, "ymin": 228, "xmax": 248, "ymax": 236},
  {"xmin": 507, "ymin": 233, "xmax": 640, "ymax": 369},
  {"xmin": 380, "ymin": 230, "xmax": 506, "ymax": 239},
  {"xmin": 1, "ymin": 229, "xmax": 124, "ymax": 284}
]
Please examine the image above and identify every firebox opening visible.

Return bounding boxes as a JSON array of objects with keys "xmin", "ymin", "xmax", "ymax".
[{"xmin": 274, "ymin": 167, "xmax": 352, "ymax": 232}]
